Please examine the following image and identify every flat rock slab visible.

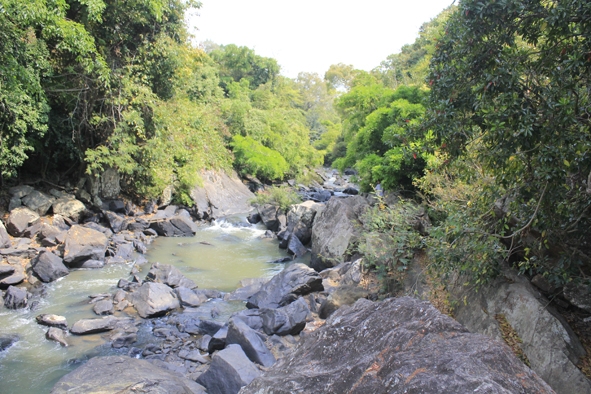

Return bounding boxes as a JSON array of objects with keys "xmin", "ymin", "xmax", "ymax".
[
  {"xmin": 36, "ymin": 314, "xmax": 68, "ymax": 330},
  {"xmin": 70, "ymin": 316, "xmax": 118, "ymax": 335},
  {"xmin": 241, "ymin": 297, "xmax": 554, "ymax": 394},
  {"xmin": 46, "ymin": 327, "xmax": 68, "ymax": 347},
  {"xmin": 246, "ymin": 263, "xmax": 323, "ymax": 309},
  {"xmin": 51, "ymin": 355, "xmax": 205, "ymax": 394}
]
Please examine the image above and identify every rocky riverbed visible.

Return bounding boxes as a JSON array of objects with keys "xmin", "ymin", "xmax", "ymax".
[{"xmin": 1, "ymin": 168, "xmax": 589, "ymax": 393}]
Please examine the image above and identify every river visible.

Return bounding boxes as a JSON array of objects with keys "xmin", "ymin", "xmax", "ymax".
[{"xmin": 0, "ymin": 217, "xmax": 289, "ymax": 393}]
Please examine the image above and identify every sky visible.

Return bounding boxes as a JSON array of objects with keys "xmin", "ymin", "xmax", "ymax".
[{"xmin": 187, "ymin": 0, "xmax": 455, "ymax": 79}]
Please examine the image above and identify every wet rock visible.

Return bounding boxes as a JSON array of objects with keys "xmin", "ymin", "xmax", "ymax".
[
  {"xmin": 286, "ymin": 200, "xmax": 322, "ymax": 245},
  {"xmin": 145, "ymin": 262, "xmax": 197, "ymax": 289},
  {"xmin": 31, "ymin": 251, "xmax": 69, "ymax": 283},
  {"xmin": 46, "ymin": 327, "xmax": 68, "ymax": 347},
  {"xmin": 75, "ymin": 259, "xmax": 105, "ymax": 269},
  {"xmin": 51, "ymin": 355, "xmax": 205, "ymax": 394},
  {"xmin": 0, "ymin": 221, "xmax": 10, "ymax": 248},
  {"xmin": 36, "ymin": 314, "xmax": 68, "ymax": 330},
  {"xmin": 133, "ymin": 239, "xmax": 147, "ymax": 254},
  {"xmin": 63, "ymin": 225, "xmax": 109, "ymax": 266},
  {"xmin": 227, "ymin": 318, "xmax": 275, "ymax": 367},
  {"xmin": 196, "ymin": 344, "xmax": 260, "ymax": 394},
  {"xmin": 176, "ymin": 286, "xmax": 208, "ymax": 307},
  {"xmin": 4, "ymin": 286, "xmax": 28, "ymax": 309},
  {"xmin": 310, "ymin": 196, "xmax": 368, "ymax": 271},
  {"xmin": 149, "ymin": 214, "xmax": 199, "ymax": 237},
  {"xmin": 257, "ymin": 204, "xmax": 282, "ymax": 232},
  {"xmin": 260, "ymin": 297, "xmax": 309, "ymax": 336},
  {"xmin": 247, "ymin": 212, "xmax": 261, "ymax": 224},
  {"xmin": 52, "ymin": 198, "xmax": 86, "ymax": 222},
  {"xmin": 342, "ymin": 186, "xmax": 359, "ymax": 195},
  {"xmin": 6, "ymin": 207, "xmax": 40, "ymax": 237},
  {"xmin": 130, "ymin": 282, "xmax": 180, "ymax": 318},
  {"xmin": 0, "ymin": 334, "xmax": 19, "ymax": 352},
  {"xmin": 246, "ymin": 263, "xmax": 323, "ymax": 309},
  {"xmin": 93, "ymin": 299, "xmax": 114, "ymax": 315},
  {"xmin": 104, "ymin": 211, "xmax": 126, "ymax": 233},
  {"xmin": 242, "ymin": 297, "xmax": 553, "ymax": 394},
  {"xmin": 70, "ymin": 316, "xmax": 118, "ymax": 335}
]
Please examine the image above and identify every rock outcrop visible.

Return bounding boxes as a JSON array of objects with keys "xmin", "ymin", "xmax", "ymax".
[
  {"xmin": 190, "ymin": 170, "xmax": 255, "ymax": 220},
  {"xmin": 241, "ymin": 297, "xmax": 554, "ymax": 394},
  {"xmin": 310, "ymin": 195, "xmax": 368, "ymax": 271}
]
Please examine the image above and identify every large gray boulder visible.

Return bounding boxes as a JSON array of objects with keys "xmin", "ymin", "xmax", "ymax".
[
  {"xmin": 241, "ymin": 297, "xmax": 554, "ymax": 394},
  {"xmin": 260, "ymin": 297, "xmax": 309, "ymax": 336},
  {"xmin": 197, "ymin": 344, "xmax": 260, "ymax": 394},
  {"xmin": 36, "ymin": 314, "xmax": 68, "ymax": 330},
  {"xmin": 0, "ymin": 221, "xmax": 10, "ymax": 248},
  {"xmin": 145, "ymin": 262, "xmax": 197, "ymax": 289},
  {"xmin": 52, "ymin": 197, "xmax": 86, "ymax": 222},
  {"xmin": 22, "ymin": 190, "xmax": 55, "ymax": 215},
  {"xmin": 286, "ymin": 200, "xmax": 323, "ymax": 245},
  {"xmin": 5, "ymin": 207, "xmax": 40, "ymax": 237},
  {"xmin": 63, "ymin": 225, "xmax": 109, "ymax": 265},
  {"xmin": 51, "ymin": 355, "xmax": 205, "ymax": 394},
  {"xmin": 310, "ymin": 195, "xmax": 368, "ymax": 271},
  {"xmin": 246, "ymin": 263, "xmax": 323, "ymax": 309},
  {"xmin": 131, "ymin": 282, "xmax": 180, "ymax": 318},
  {"xmin": 31, "ymin": 251, "xmax": 69, "ymax": 283},
  {"xmin": 257, "ymin": 204, "xmax": 283, "ymax": 233},
  {"xmin": 450, "ymin": 269, "xmax": 591, "ymax": 394},
  {"xmin": 227, "ymin": 318, "xmax": 276, "ymax": 367},
  {"xmin": 190, "ymin": 170, "xmax": 255, "ymax": 220}
]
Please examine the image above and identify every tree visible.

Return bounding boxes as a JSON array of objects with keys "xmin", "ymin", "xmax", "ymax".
[{"xmin": 427, "ymin": 0, "xmax": 591, "ymax": 285}]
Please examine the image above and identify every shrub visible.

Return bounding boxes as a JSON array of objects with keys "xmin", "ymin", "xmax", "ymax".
[{"xmin": 250, "ymin": 185, "xmax": 301, "ymax": 211}]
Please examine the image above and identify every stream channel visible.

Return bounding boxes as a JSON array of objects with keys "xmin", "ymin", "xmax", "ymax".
[{"xmin": 0, "ymin": 216, "xmax": 294, "ymax": 393}]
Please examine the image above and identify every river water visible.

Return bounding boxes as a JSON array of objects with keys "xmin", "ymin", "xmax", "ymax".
[{"xmin": 0, "ymin": 217, "xmax": 289, "ymax": 393}]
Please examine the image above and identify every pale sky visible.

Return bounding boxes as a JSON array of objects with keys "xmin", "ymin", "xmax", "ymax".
[{"xmin": 188, "ymin": 0, "xmax": 455, "ymax": 78}]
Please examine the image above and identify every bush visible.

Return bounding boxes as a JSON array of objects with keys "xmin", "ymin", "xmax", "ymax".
[
  {"xmin": 231, "ymin": 135, "xmax": 289, "ymax": 181},
  {"xmin": 250, "ymin": 185, "xmax": 301, "ymax": 211}
]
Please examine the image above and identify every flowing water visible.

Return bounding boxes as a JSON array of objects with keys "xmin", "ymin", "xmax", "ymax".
[{"xmin": 0, "ymin": 217, "xmax": 289, "ymax": 393}]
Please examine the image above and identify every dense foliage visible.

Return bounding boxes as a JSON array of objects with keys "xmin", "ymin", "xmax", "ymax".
[{"xmin": 425, "ymin": 0, "xmax": 591, "ymax": 286}]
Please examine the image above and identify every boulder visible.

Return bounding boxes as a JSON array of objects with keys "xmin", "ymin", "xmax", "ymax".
[
  {"xmin": 8, "ymin": 185, "xmax": 33, "ymax": 198},
  {"xmin": 21, "ymin": 190, "xmax": 55, "ymax": 215},
  {"xmin": 343, "ymin": 186, "xmax": 359, "ymax": 195},
  {"xmin": 36, "ymin": 314, "xmax": 68, "ymax": 330},
  {"xmin": 131, "ymin": 282, "xmax": 180, "ymax": 318},
  {"xmin": 247, "ymin": 212, "xmax": 261, "ymax": 224},
  {"xmin": 8, "ymin": 196, "xmax": 21, "ymax": 211},
  {"xmin": 286, "ymin": 201, "xmax": 323, "ymax": 245},
  {"xmin": 4, "ymin": 285, "xmax": 28, "ymax": 309},
  {"xmin": 260, "ymin": 297, "xmax": 309, "ymax": 336},
  {"xmin": 176, "ymin": 286, "xmax": 207, "ymax": 307},
  {"xmin": 145, "ymin": 262, "xmax": 197, "ymax": 289},
  {"xmin": 0, "ymin": 221, "xmax": 10, "ymax": 248},
  {"xmin": 226, "ymin": 318, "xmax": 276, "ymax": 367},
  {"xmin": 0, "ymin": 267, "xmax": 26, "ymax": 289},
  {"xmin": 450, "ymin": 269, "xmax": 591, "ymax": 394},
  {"xmin": 100, "ymin": 167, "xmax": 121, "ymax": 199},
  {"xmin": 0, "ymin": 334, "xmax": 19, "ymax": 352},
  {"xmin": 46, "ymin": 327, "xmax": 68, "ymax": 347},
  {"xmin": 75, "ymin": 259, "xmax": 105, "ymax": 269},
  {"xmin": 63, "ymin": 225, "xmax": 109, "ymax": 265},
  {"xmin": 104, "ymin": 211, "xmax": 126, "ymax": 233},
  {"xmin": 52, "ymin": 198, "xmax": 86, "ymax": 222},
  {"xmin": 190, "ymin": 170, "xmax": 255, "ymax": 220},
  {"xmin": 51, "ymin": 355, "xmax": 205, "ymax": 394},
  {"xmin": 231, "ymin": 309, "xmax": 264, "ymax": 331},
  {"xmin": 196, "ymin": 344, "xmax": 260, "ymax": 394},
  {"xmin": 0, "ymin": 264, "xmax": 15, "ymax": 276},
  {"xmin": 563, "ymin": 281, "xmax": 591, "ymax": 312},
  {"xmin": 31, "ymin": 251, "xmax": 69, "ymax": 283},
  {"xmin": 318, "ymin": 285, "xmax": 369, "ymax": 319},
  {"xmin": 93, "ymin": 299, "xmax": 114, "ymax": 315},
  {"xmin": 286, "ymin": 234, "xmax": 307, "ymax": 258},
  {"xmin": 70, "ymin": 316, "xmax": 118, "ymax": 335},
  {"xmin": 246, "ymin": 263, "xmax": 323, "ymax": 309},
  {"xmin": 258, "ymin": 204, "xmax": 282, "ymax": 232},
  {"xmin": 208, "ymin": 326, "xmax": 228, "ymax": 353},
  {"xmin": 241, "ymin": 297, "xmax": 554, "ymax": 394},
  {"xmin": 6, "ymin": 207, "xmax": 40, "ymax": 237},
  {"xmin": 310, "ymin": 196, "xmax": 368, "ymax": 271},
  {"xmin": 149, "ymin": 215, "xmax": 199, "ymax": 237}
]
